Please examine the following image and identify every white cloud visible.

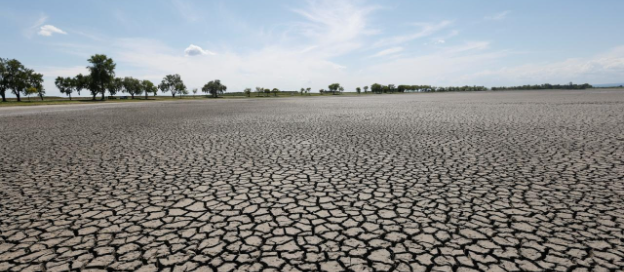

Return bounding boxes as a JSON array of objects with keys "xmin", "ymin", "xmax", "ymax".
[
  {"xmin": 184, "ymin": 44, "xmax": 216, "ymax": 56},
  {"xmin": 370, "ymin": 47, "xmax": 403, "ymax": 58},
  {"xmin": 38, "ymin": 25, "xmax": 67, "ymax": 36},
  {"xmin": 485, "ymin": 11, "xmax": 510, "ymax": 21},
  {"xmin": 373, "ymin": 20, "xmax": 452, "ymax": 48}
]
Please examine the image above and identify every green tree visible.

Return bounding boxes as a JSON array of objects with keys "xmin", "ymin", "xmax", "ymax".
[
  {"xmin": 263, "ymin": 88, "xmax": 271, "ymax": 97},
  {"xmin": 328, "ymin": 83, "xmax": 341, "ymax": 95},
  {"xmin": 0, "ymin": 58, "xmax": 7, "ymax": 102},
  {"xmin": 255, "ymin": 87, "xmax": 263, "ymax": 97},
  {"xmin": 338, "ymin": 86, "xmax": 344, "ymax": 94},
  {"xmin": 28, "ymin": 71, "xmax": 44, "ymax": 101},
  {"xmin": 244, "ymin": 88, "xmax": 251, "ymax": 97},
  {"xmin": 74, "ymin": 74, "xmax": 88, "ymax": 96},
  {"xmin": 107, "ymin": 77, "xmax": 123, "ymax": 97},
  {"xmin": 5, "ymin": 59, "xmax": 25, "ymax": 101},
  {"xmin": 202, "ymin": 79, "xmax": 227, "ymax": 98},
  {"xmin": 159, "ymin": 74, "xmax": 185, "ymax": 97},
  {"xmin": 371, "ymin": 83, "xmax": 382, "ymax": 94},
  {"xmin": 192, "ymin": 87, "xmax": 198, "ymax": 98},
  {"xmin": 356, "ymin": 87, "xmax": 361, "ymax": 94},
  {"xmin": 363, "ymin": 86, "xmax": 368, "ymax": 93},
  {"xmin": 87, "ymin": 54, "xmax": 116, "ymax": 100},
  {"xmin": 55, "ymin": 77, "xmax": 73, "ymax": 100},
  {"xmin": 25, "ymin": 87, "xmax": 38, "ymax": 101},
  {"xmin": 122, "ymin": 77, "xmax": 141, "ymax": 99},
  {"xmin": 306, "ymin": 87, "xmax": 311, "ymax": 96},
  {"xmin": 142, "ymin": 80, "xmax": 157, "ymax": 99},
  {"xmin": 271, "ymin": 88, "xmax": 280, "ymax": 97}
]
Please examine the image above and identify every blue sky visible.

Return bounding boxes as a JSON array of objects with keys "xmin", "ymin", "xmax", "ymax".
[{"xmin": 2, "ymin": 0, "xmax": 624, "ymax": 96}]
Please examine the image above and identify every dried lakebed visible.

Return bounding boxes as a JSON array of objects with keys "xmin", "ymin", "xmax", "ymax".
[{"xmin": 1, "ymin": 90, "xmax": 623, "ymax": 271}]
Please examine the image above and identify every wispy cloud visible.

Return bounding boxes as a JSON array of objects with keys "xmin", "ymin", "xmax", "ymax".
[
  {"xmin": 485, "ymin": 11, "xmax": 510, "ymax": 21},
  {"xmin": 370, "ymin": 47, "xmax": 403, "ymax": 58},
  {"xmin": 373, "ymin": 20, "xmax": 452, "ymax": 47},
  {"xmin": 38, "ymin": 25, "xmax": 67, "ymax": 36}
]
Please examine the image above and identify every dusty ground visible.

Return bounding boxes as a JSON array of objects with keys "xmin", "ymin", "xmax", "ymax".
[{"xmin": 1, "ymin": 90, "xmax": 623, "ymax": 272}]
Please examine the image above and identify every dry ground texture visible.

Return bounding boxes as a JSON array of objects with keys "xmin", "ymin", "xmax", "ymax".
[{"xmin": 1, "ymin": 90, "xmax": 623, "ymax": 272}]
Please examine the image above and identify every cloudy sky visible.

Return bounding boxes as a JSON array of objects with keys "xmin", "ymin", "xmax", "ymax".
[{"xmin": 2, "ymin": 0, "xmax": 624, "ymax": 96}]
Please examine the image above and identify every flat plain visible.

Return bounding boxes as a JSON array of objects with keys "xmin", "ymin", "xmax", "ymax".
[{"xmin": 1, "ymin": 90, "xmax": 623, "ymax": 272}]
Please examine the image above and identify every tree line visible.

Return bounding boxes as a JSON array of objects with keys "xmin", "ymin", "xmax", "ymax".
[
  {"xmin": 2, "ymin": 55, "xmax": 603, "ymax": 103},
  {"xmin": 491, "ymin": 83, "xmax": 592, "ymax": 90}
]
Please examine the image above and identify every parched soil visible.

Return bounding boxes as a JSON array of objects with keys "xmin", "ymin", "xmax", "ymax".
[{"xmin": 1, "ymin": 90, "xmax": 623, "ymax": 271}]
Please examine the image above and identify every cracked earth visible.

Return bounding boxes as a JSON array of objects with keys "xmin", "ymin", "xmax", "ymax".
[{"xmin": 1, "ymin": 90, "xmax": 624, "ymax": 272}]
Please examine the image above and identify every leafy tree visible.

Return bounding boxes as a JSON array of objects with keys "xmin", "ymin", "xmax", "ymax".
[
  {"xmin": 319, "ymin": 89, "xmax": 325, "ymax": 95},
  {"xmin": 370, "ymin": 83, "xmax": 382, "ymax": 94},
  {"xmin": 388, "ymin": 84, "xmax": 396, "ymax": 93},
  {"xmin": 271, "ymin": 88, "xmax": 280, "ymax": 97},
  {"xmin": 244, "ymin": 88, "xmax": 251, "ymax": 97},
  {"xmin": 300, "ymin": 88, "xmax": 305, "ymax": 95},
  {"xmin": 159, "ymin": 74, "xmax": 185, "ymax": 97},
  {"xmin": 202, "ymin": 79, "xmax": 227, "ymax": 98},
  {"xmin": 306, "ymin": 87, "xmax": 311, "ymax": 96},
  {"xmin": 263, "ymin": 88, "xmax": 271, "ymax": 97},
  {"xmin": 28, "ymin": 71, "xmax": 44, "ymax": 101},
  {"xmin": 87, "ymin": 54, "xmax": 116, "ymax": 100},
  {"xmin": 142, "ymin": 80, "xmax": 158, "ymax": 99},
  {"xmin": 0, "ymin": 58, "xmax": 7, "ymax": 102},
  {"xmin": 363, "ymin": 86, "xmax": 368, "ymax": 93},
  {"xmin": 25, "ymin": 87, "xmax": 38, "ymax": 101},
  {"xmin": 328, "ymin": 83, "xmax": 341, "ymax": 95},
  {"xmin": 356, "ymin": 87, "xmax": 361, "ymax": 94},
  {"xmin": 5, "ymin": 59, "xmax": 25, "ymax": 101},
  {"xmin": 122, "ymin": 77, "xmax": 142, "ymax": 99},
  {"xmin": 74, "ymin": 74, "xmax": 88, "ymax": 96},
  {"xmin": 255, "ymin": 87, "xmax": 264, "ymax": 97},
  {"xmin": 338, "ymin": 86, "xmax": 344, "ymax": 94},
  {"xmin": 107, "ymin": 77, "xmax": 123, "ymax": 97},
  {"xmin": 55, "ymin": 77, "xmax": 73, "ymax": 100},
  {"xmin": 192, "ymin": 87, "xmax": 198, "ymax": 98}
]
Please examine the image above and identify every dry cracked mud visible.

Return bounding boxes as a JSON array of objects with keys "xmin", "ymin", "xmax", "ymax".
[{"xmin": 1, "ymin": 90, "xmax": 623, "ymax": 272}]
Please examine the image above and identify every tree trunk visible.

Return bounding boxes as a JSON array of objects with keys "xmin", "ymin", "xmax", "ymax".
[
  {"xmin": 39, "ymin": 94, "xmax": 44, "ymax": 101},
  {"xmin": 131, "ymin": 94, "xmax": 134, "ymax": 99},
  {"xmin": 16, "ymin": 92, "xmax": 21, "ymax": 102},
  {"xmin": 1, "ymin": 92, "xmax": 6, "ymax": 102},
  {"xmin": 69, "ymin": 94, "xmax": 72, "ymax": 101},
  {"xmin": 145, "ymin": 93, "xmax": 148, "ymax": 100},
  {"xmin": 101, "ymin": 91, "xmax": 105, "ymax": 101}
]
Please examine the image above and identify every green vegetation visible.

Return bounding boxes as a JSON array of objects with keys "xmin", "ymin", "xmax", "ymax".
[
  {"xmin": 491, "ymin": 83, "xmax": 592, "ymax": 90},
  {"xmin": 0, "ymin": 58, "xmax": 44, "ymax": 102}
]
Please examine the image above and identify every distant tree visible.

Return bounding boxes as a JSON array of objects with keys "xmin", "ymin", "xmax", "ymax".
[
  {"xmin": 55, "ymin": 77, "xmax": 73, "ymax": 100},
  {"xmin": 122, "ymin": 77, "xmax": 142, "ymax": 99},
  {"xmin": 300, "ymin": 88, "xmax": 305, "ymax": 95},
  {"xmin": 0, "ymin": 58, "xmax": 7, "ymax": 102},
  {"xmin": 107, "ymin": 77, "xmax": 123, "ymax": 97},
  {"xmin": 5, "ymin": 59, "xmax": 26, "ymax": 101},
  {"xmin": 74, "ymin": 74, "xmax": 88, "ymax": 96},
  {"xmin": 25, "ymin": 87, "xmax": 38, "ymax": 101},
  {"xmin": 263, "ymin": 88, "xmax": 271, "ymax": 97},
  {"xmin": 370, "ymin": 83, "xmax": 382, "ymax": 94},
  {"xmin": 328, "ymin": 83, "xmax": 341, "ymax": 95},
  {"xmin": 192, "ymin": 87, "xmax": 198, "ymax": 98},
  {"xmin": 338, "ymin": 86, "xmax": 344, "ymax": 94},
  {"xmin": 87, "ymin": 54, "xmax": 116, "ymax": 100},
  {"xmin": 244, "ymin": 88, "xmax": 251, "ymax": 97},
  {"xmin": 159, "ymin": 74, "xmax": 185, "ymax": 97},
  {"xmin": 363, "ymin": 86, "xmax": 368, "ymax": 93},
  {"xmin": 27, "ymin": 71, "xmax": 44, "ymax": 101},
  {"xmin": 306, "ymin": 87, "xmax": 311, "ymax": 96},
  {"xmin": 388, "ymin": 84, "xmax": 396, "ymax": 93},
  {"xmin": 319, "ymin": 89, "xmax": 325, "ymax": 95},
  {"xmin": 271, "ymin": 88, "xmax": 280, "ymax": 97},
  {"xmin": 202, "ymin": 79, "xmax": 227, "ymax": 98},
  {"xmin": 255, "ymin": 87, "xmax": 264, "ymax": 97},
  {"xmin": 356, "ymin": 87, "xmax": 361, "ymax": 94},
  {"xmin": 142, "ymin": 80, "xmax": 158, "ymax": 99}
]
